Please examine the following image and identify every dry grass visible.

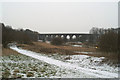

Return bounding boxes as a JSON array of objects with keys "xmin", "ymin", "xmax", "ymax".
[
  {"xmin": 91, "ymin": 52, "xmax": 118, "ymax": 64},
  {"xmin": 34, "ymin": 42, "xmax": 96, "ymax": 52},
  {"xmin": 17, "ymin": 42, "xmax": 118, "ymax": 64},
  {"xmin": 2, "ymin": 47, "xmax": 19, "ymax": 56},
  {"xmin": 17, "ymin": 42, "xmax": 96, "ymax": 55},
  {"xmin": 75, "ymin": 52, "xmax": 118, "ymax": 64}
]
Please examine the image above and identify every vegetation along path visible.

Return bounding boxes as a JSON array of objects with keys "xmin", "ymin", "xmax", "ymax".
[{"xmin": 10, "ymin": 45, "xmax": 118, "ymax": 78}]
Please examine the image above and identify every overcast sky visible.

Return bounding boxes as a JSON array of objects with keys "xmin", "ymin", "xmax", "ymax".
[{"xmin": 0, "ymin": 0, "xmax": 118, "ymax": 33}]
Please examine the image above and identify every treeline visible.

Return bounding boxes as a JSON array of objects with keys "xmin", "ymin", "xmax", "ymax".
[
  {"xmin": 1, "ymin": 23, "xmax": 39, "ymax": 48},
  {"xmin": 90, "ymin": 27, "xmax": 119, "ymax": 52}
]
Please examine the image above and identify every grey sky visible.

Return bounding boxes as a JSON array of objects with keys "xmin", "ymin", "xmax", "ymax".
[{"xmin": 1, "ymin": 2, "xmax": 118, "ymax": 33}]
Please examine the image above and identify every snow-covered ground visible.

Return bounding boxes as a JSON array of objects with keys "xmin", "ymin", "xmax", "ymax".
[
  {"xmin": 1, "ymin": 54, "xmax": 59, "ymax": 78},
  {"xmin": 8, "ymin": 45, "xmax": 118, "ymax": 78},
  {"xmin": 74, "ymin": 51, "xmax": 93, "ymax": 54},
  {"xmin": 72, "ymin": 45, "xmax": 83, "ymax": 47}
]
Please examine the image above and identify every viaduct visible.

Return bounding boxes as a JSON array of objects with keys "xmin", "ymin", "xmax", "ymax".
[{"xmin": 38, "ymin": 33, "xmax": 99, "ymax": 43}]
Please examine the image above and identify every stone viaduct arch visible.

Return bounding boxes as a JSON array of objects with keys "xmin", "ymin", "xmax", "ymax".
[{"xmin": 38, "ymin": 33, "xmax": 99, "ymax": 43}]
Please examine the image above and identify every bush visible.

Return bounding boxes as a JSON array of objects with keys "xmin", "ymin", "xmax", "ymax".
[
  {"xmin": 98, "ymin": 31, "xmax": 118, "ymax": 52},
  {"xmin": 51, "ymin": 37, "xmax": 64, "ymax": 45}
]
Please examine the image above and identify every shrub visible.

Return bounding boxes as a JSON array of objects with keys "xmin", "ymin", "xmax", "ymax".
[
  {"xmin": 51, "ymin": 37, "xmax": 64, "ymax": 45},
  {"xmin": 98, "ymin": 31, "xmax": 118, "ymax": 52}
]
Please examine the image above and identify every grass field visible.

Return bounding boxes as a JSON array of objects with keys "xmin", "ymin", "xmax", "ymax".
[
  {"xmin": 0, "ymin": 42, "xmax": 118, "ymax": 78},
  {"xmin": 16, "ymin": 41, "xmax": 118, "ymax": 64},
  {"xmin": 17, "ymin": 42, "xmax": 96, "ymax": 55},
  {"xmin": 2, "ymin": 47, "xmax": 19, "ymax": 56}
]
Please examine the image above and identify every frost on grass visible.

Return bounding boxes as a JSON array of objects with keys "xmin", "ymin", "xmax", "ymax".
[
  {"xmin": 0, "ymin": 54, "xmax": 60, "ymax": 78},
  {"xmin": 41, "ymin": 53, "xmax": 118, "ymax": 78},
  {"xmin": 2, "ymin": 46, "xmax": 118, "ymax": 78}
]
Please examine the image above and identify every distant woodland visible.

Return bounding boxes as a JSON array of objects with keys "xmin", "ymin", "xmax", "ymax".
[{"xmin": 1, "ymin": 23, "xmax": 38, "ymax": 48}]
